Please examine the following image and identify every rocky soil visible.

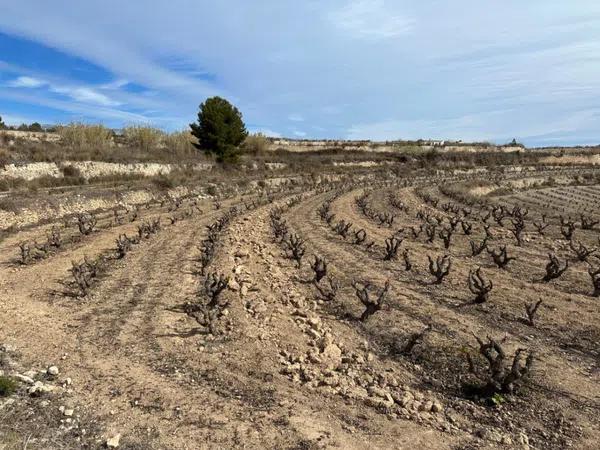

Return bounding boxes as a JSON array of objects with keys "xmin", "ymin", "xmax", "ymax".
[{"xmin": 0, "ymin": 173, "xmax": 599, "ymax": 449}]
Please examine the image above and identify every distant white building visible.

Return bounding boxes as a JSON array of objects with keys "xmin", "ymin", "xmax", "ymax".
[{"xmin": 426, "ymin": 140, "xmax": 445, "ymax": 147}]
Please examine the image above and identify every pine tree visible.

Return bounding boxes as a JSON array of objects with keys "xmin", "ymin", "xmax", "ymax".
[
  {"xmin": 29, "ymin": 122, "xmax": 43, "ymax": 132},
  {"xmin": 189, "ymin": 97, "xmax": 248, "ymax": 163}
]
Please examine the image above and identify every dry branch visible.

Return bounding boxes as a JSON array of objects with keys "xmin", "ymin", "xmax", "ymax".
[
  {"xmin": 428, "ymin": 254, "xmax": 451, "ymax": 284},
  {"xmin": 352, "ymin": 280, "xmax": 390, "ymax": 321},
  {"xmin": 542, "ymin": 253, "xmax": 568, "ymax": 282},
  {"xmin": 468, "ymin": 268, "xmax": 493, "ymax": 303},
  {"xmin": 467, "ymin": 335, "xmax": 534, "ymax": 394},
  {"xmin": 524, "ymin": 299, "xmax": 543, "ymax": 326}
]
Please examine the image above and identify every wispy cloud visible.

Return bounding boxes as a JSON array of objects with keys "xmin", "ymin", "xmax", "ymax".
[
  {"xmin": 50, "ymin": 85, "xmax": 120, "ymax": 106},
  {"xmin": 5, "ymin": 73, "xmax": 122, "ymax": 107},
  {"xmin": 100, "ymin": 79, "xmax": 130, "ymax": 90},
  {"xmin": 328, "ymin": 0, "xmax": 414, "ymax": 39},
  {"xmin": 0, "ymin": 2, "xmax": 600, "ymax": 144},
  {"xmin": 1, "ymin": 89, "xmax": 153, "ymax": 123},
  {"xmin": 6, "ymin": 76, "xmax": 46, "ymax": 88}
]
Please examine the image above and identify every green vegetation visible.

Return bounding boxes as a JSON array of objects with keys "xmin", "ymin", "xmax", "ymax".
[
  {"xmin": 507, "ymin": 138, "xmax": 525, "ymax": 148},
  {"xmin": 189, "ymin": 97, "xmax": 248, "ymax": 163},
  {"xmin": 0, "ymin": 376, "xmax": 17, "ymax": 397},
  {"xmin": 0, "ymin": 116, "xmax": 46, "ymax": 132},
  {"xmin": 18, "ymin": 122, "xmax": 43, "ymax": 132}
]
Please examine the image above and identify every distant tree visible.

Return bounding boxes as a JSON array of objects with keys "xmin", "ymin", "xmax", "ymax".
[
  {"xmin": 508, "ymin": 138, "xmax": 524, "ymax": 148},
  {"xmin": 17, "ymin": 124, "xmax": 28, "ymax": 131},
  {"xmin": 189, "ymin": 97, "xmax": 248, "ymax": 163},
  {"xmin": 28, "ymin": 122, "xmax": 43, "ymax": 132},
  {"xmin": 0, "ymin": 116, "xmax": 5, "ymax": 130}
]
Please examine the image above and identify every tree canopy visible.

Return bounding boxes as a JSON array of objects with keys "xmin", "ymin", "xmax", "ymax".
[{"xmin": 189, "ymin": 97, "xmax": 248, "ymax": 163}]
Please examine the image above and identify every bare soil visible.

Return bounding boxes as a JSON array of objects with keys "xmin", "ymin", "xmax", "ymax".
[{"xmin": 0, "ymin": 172, "xmax": 599, "ymax": 449}]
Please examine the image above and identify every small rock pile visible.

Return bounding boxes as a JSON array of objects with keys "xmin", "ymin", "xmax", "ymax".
[
  {"xmin": 0, "ymin": 344, "xmax": 96, "ymax": 443},
  {"xmin": 1, "ymin": 345, "xmax": 65, "ymax": 399},
  {"xmin": 278, "ymin": 321, "xmax": 447, "ymax": 430}
]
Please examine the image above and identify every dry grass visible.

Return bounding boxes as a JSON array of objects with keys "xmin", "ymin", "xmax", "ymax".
[
  {"xmin": 243, "ymin": 133, "xmax": 270, "ymax": 156},
  {"xmin": 163, "ymin": 130, "xmax": 196, "ymax": 158},
  {"xmin": 122, "ymin": 125, "xmax": 165, "ymax": 152},
  {"xmin": 57, "ymin": 123, "xmax": 114, "ymax": 150},
  {"xmin": 1, "ymin": 127, "xmax": 205, "ymax": 165}
]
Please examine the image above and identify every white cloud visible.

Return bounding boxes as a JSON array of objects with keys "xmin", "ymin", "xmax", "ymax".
[
  {"xmin": 6, "ymin": 76, "xmax": 46, "ymax": 88},
  {"xmin": 1, "ymin": 89, "xmax": 153, "ymax": 124},
  {"xmin": 328, "ymin": 0, "xmax": 414, "ymax": 39},
  {"xmin": 50, "ymin": 86, "xmax": 121, "ymax": 106},
  {"xmin": 293, "ymin": 130, "xmax": 307, "ymax": 137},
  {"xmin": 100, "ymin": 79, "xmax": 130, "ymax": 90},
  {"xmin": 1, "ymin": 2, "xmax": 600, "ymax": 143},
  {"xmin": 3, "ymin": 62, "xmax": 124, "ymax": 108}
]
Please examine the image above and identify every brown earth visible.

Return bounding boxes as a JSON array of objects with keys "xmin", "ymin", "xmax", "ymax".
[{"xmin": 0, "ymin": 172, "xmax": 599, "ymax": 449}]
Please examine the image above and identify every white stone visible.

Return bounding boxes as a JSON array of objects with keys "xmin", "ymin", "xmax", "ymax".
[
  {"xmin": 14, "ymin": 374, "xmax": 35, "ymax": 384},
  {"xmin": 106, "ymin": 434, "xmax": 121, "ymax": 448}
]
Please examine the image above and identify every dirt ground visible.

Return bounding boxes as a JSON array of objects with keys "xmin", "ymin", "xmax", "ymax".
[{"xmin": 0, "ymin": 171, "xmax": 599, "ymax": 449}]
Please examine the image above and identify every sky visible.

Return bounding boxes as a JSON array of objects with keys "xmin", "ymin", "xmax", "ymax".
[{"xmin": 1, "ymin": 1, "xmax": 600, "ymax": 146}]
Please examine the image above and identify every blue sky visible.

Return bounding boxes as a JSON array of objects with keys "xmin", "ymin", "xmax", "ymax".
[{"xmin": 1, "ymin": 1, "xmax": 600, "ymax": 146}]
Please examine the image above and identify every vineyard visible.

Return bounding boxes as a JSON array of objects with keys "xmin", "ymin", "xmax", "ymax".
[{"xmin": 1, "ymin": 164, "xmax": 599, "ymax": 449}]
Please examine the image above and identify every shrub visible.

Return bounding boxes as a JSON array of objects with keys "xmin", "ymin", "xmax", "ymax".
[
  {"xmin": 284, "ymin": 233, "xmax": 306, "ymax": 267},
  {"xmin": 189, "ymin": 96, "xmax": 248, "ymax": 163},
  {"xmin": 243, "ymin": 133, "xmax": 269, "ymax": 155},
  {"xmin": 466, "ymin": 336, "xmax": 534, "ymax": 395},
  {"xmin": 152, "ymin": 174, "xmax": 175, "ymax": 190},
  {"xmin": 0, "ymin": 147, "xmax": 11, "ymax": 168},
  {"xmin": 0, "ymin": 198, "xmax": 21, "ymax": 212},
  {"xmin": 61, "ymin": 164, "xmax": 82, "ymax": 178},
  {"xmin": 0, "ymin": 375, "xmax": 17, "ymax": 397},
  {"xmin": 123, "ymin": 125, "xmax": 164, "ymax": 152},
  {"xmin": 58, "ymin": 164, "xmax": 85, "ymax": 186}
]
